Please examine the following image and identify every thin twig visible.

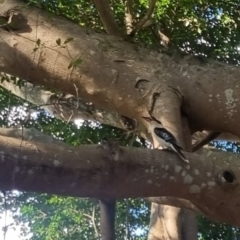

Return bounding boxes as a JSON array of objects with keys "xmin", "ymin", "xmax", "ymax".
[{"xmin": 130, "ymin": 0, "xmax": 157, "ymax": 36}]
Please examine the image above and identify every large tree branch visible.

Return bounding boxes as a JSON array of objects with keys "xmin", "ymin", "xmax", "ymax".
[
  {"xmin": 1, "ymin": 76, "xmax": 239, "ymax": 148},
  {"xmin": 0, "ymin": 75, "xmax": 136, "ymax": 130},
  {"xmin": 0, "ymin": 128, "xmax": 240, "ymax": 227},
  {"xmin": 1, "ymin": 0, "xmax": 240, "ymax": 137},
  {"xmin": 92, "ymin": 0, "xmax": 126, "ymax": 37}
]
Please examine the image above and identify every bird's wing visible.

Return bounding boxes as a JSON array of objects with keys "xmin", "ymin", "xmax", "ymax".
[{"xmin": 154, "ymin": 127, "xmax": 178, "ymax": 145}]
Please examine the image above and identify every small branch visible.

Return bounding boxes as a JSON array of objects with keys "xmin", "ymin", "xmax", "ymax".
[
  {"xmin": 130, "ymin": 0, "xmax": 157, "ymax": 36},
  {"xmin": 0, "ymin": 128, "xmax": 239, "ymax": 226},
  {"xmin": 157, "ymin": 25, "xmax": 170, "ymax": 48},
  {"xmin": 91, "ymin": 206, "xmax": 100, "ymax": 238},
  {"xmin": 192, "ymin": 131, "xmax": 240, "ymax": 143},
  {"xmin": 151, "ymin": 86, "xmax": 185, "ymax": 147},
  {"xmin": 124, "ymin": 0, "xmax": 134, "ymax": 34},
  {"xmin": 92, "ymin": 0, "xmax": 126, "ymax": 37},
  {"xmin": 192, "ymin": 131, "xmax": 221, "ymax": 152},
  {"xmin": 0, "ymin": 76, "xmax": 135, "ymax": 131}
]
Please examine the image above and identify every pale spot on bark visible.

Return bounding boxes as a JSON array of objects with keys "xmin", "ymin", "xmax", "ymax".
[
  {"xmin": 186, "ymin": 165, "xmax": 190, "ymax": 170},
  {"xmin": 89, "ymin": 50, "xmax": 95, "ymax": 55},
  {"xmin": 23, "ymin": 155, "xmax": 28, "ymax": 160},
  {"xmin": 14, "ymin": 154, "xmax": 18, "ymax": 158},
  {"xmin": 194, "ymin": 169, "xmax": 199, "ymax": 175},
  {"xmin": 53, "ymin": 160, "xmax": 61, "ymax": 166},
  {"xmin": 28, "ymin": 135, "xmax": 33, "ymax": 141},
  {"xmin": 14, "ymin": 167, "xmax": 20, "ymax": 173},
  {"xmin": 165, "ymin": 165, "xmax": 169, "ymax": 170},
  {"xmin": 28, "ymin": 169, "xmax": 34, "ymax": 175},
  {"xmin": 181, "ymin": 171, "xmax": 186, "ymax": 177},
  {"xmin": 162, "ymin": 174, "xmax": 167, "ymax": 179},
  {"xmin": 169, "ymin": 176, "xmax": 175, "ymax": 181},
  {"xmin": 225, "ymin": 89, "xmax": 236, "ymax": 118},
  {"xmin": 147, "ymin": 179, "xmax": 153, "ymax": 184},
  {"xmin": 201, "ymin": 183, "xmax": 206, "ymax": 188},
  {"xmin": 184, "ymin": 174, "xmax": 193, "ymax": 184},
  {"xmin": 206, "ymin": 172, "xmax": 211, "ymax": 177},
  {"xmin": 189, "ymin": 185, "xmax": 201, "ymax": 194},
  {"xmin": 0, "ymin": 152, "xmax": 5, "ymax": 162},
  {"xmin": 208, "ymin": 181, "xmax": 216, "ymax": 187},
  {"xmin": 174, "ymin": 165, "xmax": 182, "ymax": 174}
]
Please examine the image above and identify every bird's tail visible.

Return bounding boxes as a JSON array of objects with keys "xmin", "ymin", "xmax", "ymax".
[{"xmin": 172, "ymin": 145, "xmax": 189, "ymax": 163}]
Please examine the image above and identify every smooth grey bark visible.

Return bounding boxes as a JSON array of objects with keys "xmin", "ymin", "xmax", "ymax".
[
  {"xmin": 0, "ymin": 128, "xmax": 240, "ymax": 227},
  {"xmin": 0, "ymin": 0, "xmax": 240, "ymax": 137}
]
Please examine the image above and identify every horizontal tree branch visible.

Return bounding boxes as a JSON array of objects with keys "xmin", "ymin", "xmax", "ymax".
[
  {"xmin": 1, "ymin": 0, "xmax": 240, "ymax": 137},
  {"xmin": 0, "ymin": 128, "xmax": 240, "ymax": 227},
  {"xmin": 0, "ymin": 76, "xmax": 135, "ymax": 130}
]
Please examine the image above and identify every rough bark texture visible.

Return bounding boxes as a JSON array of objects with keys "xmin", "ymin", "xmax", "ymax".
[{"xmin": 148, "ymin": 204, "xmax": 181, "ymax": 240}]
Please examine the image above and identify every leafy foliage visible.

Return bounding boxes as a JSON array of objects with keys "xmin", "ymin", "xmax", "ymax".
[{"xmin": 198, "ymin": 216, "xmax": 240, "ymax": 240}]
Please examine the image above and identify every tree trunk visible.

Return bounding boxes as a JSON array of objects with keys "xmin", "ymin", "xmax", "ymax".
[{"xmin": 148, "ymin": 205, "xmax": 197, "ymax": 240}]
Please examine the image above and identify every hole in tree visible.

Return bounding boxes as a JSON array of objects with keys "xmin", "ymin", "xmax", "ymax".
[{"xmin": 222, "ymin": 170, "xmax": 235, "ymax": 184}]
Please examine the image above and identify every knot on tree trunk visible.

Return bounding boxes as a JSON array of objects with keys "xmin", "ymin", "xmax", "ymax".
[{"xmin": 0, "ymin": 7, "xmax": 32, "ymax": 33}]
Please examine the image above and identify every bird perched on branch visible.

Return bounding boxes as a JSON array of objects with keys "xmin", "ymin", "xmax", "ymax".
[{"xmin": 142, "ymin": 116, "xmax": 189, "ymax": 163}]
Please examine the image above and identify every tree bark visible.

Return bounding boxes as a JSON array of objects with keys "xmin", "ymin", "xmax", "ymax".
[
  {"xmin": 1, "ymin": 0, "xmax": 240, "ymax": 137},
  {"xmin": 0, "ymin": 128, "xmax": 240, "ymax": 227},
  {"xmin": 147, "ymin": 109, "xmax": 198, "ymax": 240}
]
